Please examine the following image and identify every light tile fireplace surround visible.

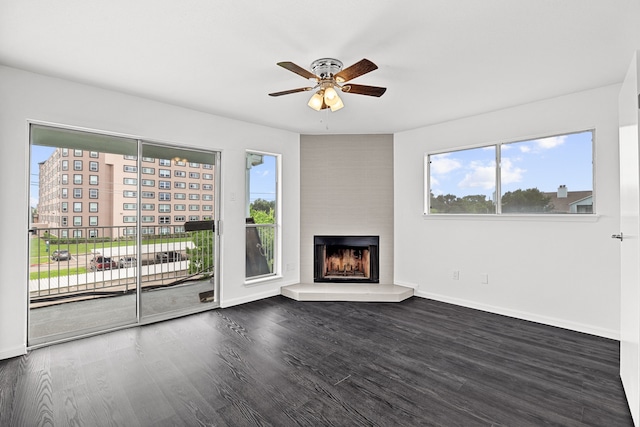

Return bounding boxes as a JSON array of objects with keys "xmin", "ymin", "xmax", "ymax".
[{"xmin": 282, "ymin": 134, "xmax": 412, "ymax": 302}]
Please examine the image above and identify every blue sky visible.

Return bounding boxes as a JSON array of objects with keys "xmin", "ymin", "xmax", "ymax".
[
  {"xmin": 249, "ymin": 154, "xmax": 277, "ymax": 202},
  {"xmin": 429, "ymin": 131, "xmax": 593, "ymax": 199},
  {"xmin": 30, "ymin": 145, "xmax": 55, "ymax": 207}
]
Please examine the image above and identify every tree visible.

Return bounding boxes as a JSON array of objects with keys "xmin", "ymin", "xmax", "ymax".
[
  {"xmin": 501, "ymin": 188, "xmax": 553, "ymax": 213},
  {"xmin": 186, "ymin": 230, "xmax": 214, "ymax": 276},
  {"xmin": 430, "ymin": 193, "xmax": 495, "ymax": 213},
  {"xmin": 251, "ymin": 198, "xmax": 275, "ymax": 214}
]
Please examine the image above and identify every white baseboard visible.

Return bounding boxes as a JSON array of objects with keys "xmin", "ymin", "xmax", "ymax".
[
  {"xmin": 220, "ymin": 287, "xmax": 282, "ymax": 308},
  {"xmin": 410, "ymin": 288, "xmax": 619, "ymax": 340},
  {"xmin": 0, "ymin": 344, "xmax": 26, "ymax": 361}
]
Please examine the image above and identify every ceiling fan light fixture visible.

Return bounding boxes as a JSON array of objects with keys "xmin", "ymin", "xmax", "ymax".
[
  {"xmin": 307, "ymin": 90, "xmax": 324, "ymax": 111},
  {"xmin": 329, "ymin": 96, "xmax": 344, "ymax": 112},
  {"xmin": 323, "ymin": 86, "xmax": 339, "ymax": 106}
]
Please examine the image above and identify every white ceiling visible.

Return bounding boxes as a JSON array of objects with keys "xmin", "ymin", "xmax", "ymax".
[{"xmin": 1, "ymin": 1, "xmax": 638, "ymax": 135}]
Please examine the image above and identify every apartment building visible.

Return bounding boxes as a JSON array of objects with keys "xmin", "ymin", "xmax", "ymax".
[{"xmin": 37, "ymin": 148, "xmax": 215, "ymax": 238}]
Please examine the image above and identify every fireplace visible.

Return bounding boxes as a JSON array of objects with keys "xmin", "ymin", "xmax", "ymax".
[{"xmin": 314, "ymin": 235, "xmax": 379, "ymax": 283}]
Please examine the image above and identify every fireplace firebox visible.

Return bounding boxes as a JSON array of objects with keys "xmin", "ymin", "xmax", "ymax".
[{"xmin": 314, "ymin": 235, "xmax": 379, "ymax": 283}]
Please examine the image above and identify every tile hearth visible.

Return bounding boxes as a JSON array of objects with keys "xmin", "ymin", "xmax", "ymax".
[{"xmin": 281, "ymin": 283, "xmax": 414, "ymax": 302}]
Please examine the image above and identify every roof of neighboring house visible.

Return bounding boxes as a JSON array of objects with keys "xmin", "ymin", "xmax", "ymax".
[{"xmin": 543, "ymin": 191, "xmax": 593, "ymax": 213}]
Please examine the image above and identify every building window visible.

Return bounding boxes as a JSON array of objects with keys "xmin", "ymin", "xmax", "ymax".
[
  {"xmin": 159, "ymin": 169, "xmax": 171, "ymax": 178},
  {"xmin": 142, "ymin": 167, "xmax": 155, "ymax": 174},
  {"xmin": 90, "ymin": 151, "xmax": 99, "ymax": 158},
  {"xmin": 142, "ymin": 216, "xmax": 155, "ymax": 223},
  {"xmin": 203, "ymin": 173, "xmax": 213, "ymax": 180},
  {"xmin": 203, "ymin": 184, "xmax": 213, "ymax": 190},
  {"xmin": 174, "ymin": 204, "xmax": 186, "ymax": 211},
  {"xmin": 174, "ymin": 181, "xmax": 186, "ymax": 189},
  {"xmin": 189, "ymin": 194, "xmax": 200, "ymax": 200},
  {"xmin": 61, "ymin": 188, "xmax": 68, "ymax": 198},
  {"xmin": 202, "ymin": 194, "xmax": 213, "ymax": 201},
  {"xmin": 73, "ymin": 202, "xmax": 82, "ymax": 212},
  {"xmin": 73, "ymin": 174, "xmax": 82, "ymax": 184},
  {"xmin": 73, "ymin": 216, "xmax": 82, "ymax": 226},
  {"xmin": 73, "ymin": 160, "xmax": 82, "ymax": 171},
  {"xmin": 189, "ymin": 162, "xmax": 200, "ymax": 168},
  {"xmin": 73, "ymin": 188, "xmax": 82, "ymax": 198},
  {"xmin": 89, "ymin": 161, "xmax": 99, "ymax": 172},
  {"xmin": 123, "ymin": 203, "xmax": 137, "ymax": 210},
  {"xmin": 123, "ymin": 216, "xmax": 137, "ymax": 223},
  {"xmin": 189, "ymin": 183, "xmax": 200, "ymax": 190},
  {"xmin": 426, "ymin": 130, "xmax": 594, "ymax": 215},
  {"xmin": 159, "ymin": 226, "xmax": 171, "ymax": 235},
  {"xmin": 174, "ymin": 170, "xmax": 186, "ymax": 177},
  {"xmin": 159, "ymin": 204, "xmax": 171, "ymax": 213},
  {"xmin": 61, "ymin": 217, "xmax": 68, "ymax": 226},
  {"xmin": 62, "ymin": 160, "xmax": 68, "ymax": 171},
  {"xmin": 141, "ymin": 203, "xmax": 155, "ymax": 211},
  {"xmin": 202, "ymin": 163, "xmax": 213, "ymax": 169},
  {"xmin": 89, "ymin": 202, "xmax": 98, "ymax": 212},
  {"xmin": 174, "ymin": 226, "xmax": 185, "ymax": 233},
  {"xmin": 174, "ymin": 193, "xmax": 186, "ymax": 200},
  {"xmin": 124, "ymin": 155, "xmax": 137, "ymax": 160},
  {"xmin": 89, "ymin": 189, "xmax": 98, "ymax": 199},
  {"xmin": 89, "ymin": 229, "xmax": 99, "ymax": 238},
  {"xmin": 61, "ymin": 202, "xmax": 68, "ymax": 213},
  {"xmin": 203, "ymin": 205, "xmax": 213, "ymax": 211},
  {"xmin": 89, "ymin": 175, "xmax": 98, "ymax": 185},
  {"xmin": 61, "ymin": 174, "xmax": 68, "ymax": 184},
  {"xmin": 89, "ymin": 217, "xmax": 98, "ymax": 226},
  {"xmin": 159, "ymin": 216, "xmax": 171, "ymax": 224},
  {"xmin": 142, "ymin": 179, "xmax": 155, "ymax": 186},
  {"xmin": 159, "ymin": 159, "xmax": 171, "ymax": 166},
  {"xmin": 123, "ymin": 191, "xmax": 137, "ymax": 198},
  {"xmin": 142, "ymin": 157, "xmax": 154, "ymax": 162},
  {"xmin": 74, "ymin": 149, "xmax": 83, "ymax": 157},
  {"xmin": 62, "ymin": 148, "xmax": 68, "ymax": 157},
  {"xmin": 188, "ymin": 215, "xmax": 199, "ymax": 221},
  {"xmin": 174, "ymin": 215, "xmax": 186, "ymax": 222},
  {"xmin": 124, "ymin": 178, "xmax": 137, "ymax": 185},
  {"xmin": 141, "ymin": 191, "xmax": 155, "ymax": 199},
  {"xmin": 246, "ymin": 151, "xmax": 279, "ymax": 280},
  {"xmin": 189, "ymin": 172, "xmax": 200, "ymax": 179},
  {"xmin": 189, "ymin": 205, "xmax": 200, "ymax": 211},
  {"xmin": 174, "ymin": 160, "xmax": 186, "ymax": 166},
  {"xmin": 73, "ymin": 229, "xmax": 82, "ymax": 238},
  {"xmin": 124, "ymin": 165, "xmax": 137, "ymax": 173},
  {"xmin": 159, "ymin": 181, "xmax": 170, "ymax": 189},
  {"xmin": 159, "ymin": 192, "xmax": 171, "ymax": 201}
]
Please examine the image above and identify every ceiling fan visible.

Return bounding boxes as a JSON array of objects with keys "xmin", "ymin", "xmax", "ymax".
[{"xmin": 268, "ymin": 58, "xmax": 386, "ymax": 112}]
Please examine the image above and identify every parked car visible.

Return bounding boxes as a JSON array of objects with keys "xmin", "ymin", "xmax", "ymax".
[
  {"xmin": 90, "ymin": 256, "xmax": 117, "ymax": 271},
  {"xmin": 155, "ymin": 251, "xmax": 183, "ymax": 263},
  {"xmin": 119, "ymin": 256, "xmax": 137, "ymax": 268},
  {"xmin": 51, "ymin": 250, "xmax": 71, "ymax": 261}
]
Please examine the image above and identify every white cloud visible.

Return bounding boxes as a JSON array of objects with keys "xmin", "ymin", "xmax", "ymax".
[
  {"xmin": 519, "ymin": 145, "xmax": 531, "ymax": 153},
  {"xmin": 500, "ymin": 158, "xmax": 526, "ymax": 184},
  {"xmin": 430, "ymin": 154, "xmax": 462, "ymax": 175},
  {"xmin": 534, "ymin": 135, "xmax": 567, "ymax": 150},
  {"xmin": 459, "ymin": 161, "xmax": 495, "ymax": 190}
]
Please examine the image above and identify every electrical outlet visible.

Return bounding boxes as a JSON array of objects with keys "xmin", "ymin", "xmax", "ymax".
[
  {"xmin": 480, "ymin": 274, "xmax": 489, "ymax": 284},
  {"xmin": 452, "ymin": 270, "xmax": 459, "ymax": 280}
]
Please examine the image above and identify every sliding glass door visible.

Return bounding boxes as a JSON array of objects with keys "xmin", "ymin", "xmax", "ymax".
[{"xmin": 28, "ymin": 124, "xmax": 220, "ymax": 346}]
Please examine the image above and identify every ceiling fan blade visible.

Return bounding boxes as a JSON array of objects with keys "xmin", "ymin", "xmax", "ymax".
[
  {"xmin": 268, "ymin": 87, "xmax": 313, "ymax": 97},
  {"xmin": 334, "ymin": 58, "xmax": 378, "ymax": 83},
  {"xmin": 341, "ymin": 83, "xmax": 387, "ymax": 97},
  {"xmin": 277, "ymin": 62, "xmax": 318, "ymax": 80}
]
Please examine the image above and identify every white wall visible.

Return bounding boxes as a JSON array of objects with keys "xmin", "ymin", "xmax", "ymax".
[
  {"xmin": 394, "ymin": 84, "xmax": 621, "ymax": 338},
  {"xmin": 0, "ymin": 66, "xmax": 300, "ymax": 360}
]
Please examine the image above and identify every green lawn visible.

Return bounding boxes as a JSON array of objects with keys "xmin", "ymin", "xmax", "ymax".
[{"xmin": 29, "ymin": 266, "xmax": 88, "ymax": 280}]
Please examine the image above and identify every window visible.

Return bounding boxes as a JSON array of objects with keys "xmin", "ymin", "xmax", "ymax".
[
  {"xmin": 189, "ymin": 205, "xmax": 200, "ymax": 211},
  {"xmin": 73, "ymin": 229, "xmax": 82, "ymax": 238},
  {"xmin": 141, "ymin": 191, "xmax": 155, "ymax": 199},
  {"xmin": 62, "ymin": 148, "xmax": 68, "ymax": 157},
  {"xmin": 202, "ymin": 194, "xmax": 213, "ymax": 201},
  {"xmin": 142, "ymin": 167, "xmax": 155, "ymax": 175},
  {"xmin": 142, "ymin": 216, "xmax": 155, "ymax": 223},
  {"xmin": 159, "ymin": 169, "xmax": 171, "ymax": 177},
  {"xmin": 174, "ymin": 170, "xmax": 186, "ymax": 177},
  {"xmin": 189, "ymin": 172, "xmax": 200, "ymax": 179},
  {"xmin": 189, "ymin": 215, "xmax": 199, "ymax": 221},
  {"xmin": 89, "ymin": 161, "xmax": 98, "ymax": 172},
  {"xmin": 189, "ymin": 162, "xmax": 200, "ymax": 168},
  {"xmin": 159, "ymin": 159, "xmax": 171, "ymax": 166},
  {"xmin": 73, "ymin": 216, "xmax": 82, "ymax": 226},
  {"xmin": 159, "ymin": 192, "xmax": 171, "ymax": 201},
  {"xmin": 142, "ymin": 179, "xmax": 155, "ymax": 186},
  {"xmin": 61, "ymin": 217, "xmax": 68, "ymax": 226},
  {"xmin": 175, "ymin": 204, "xmax": 186, "ymax": 211},
  {"xmin": 141, "ymin": 203, "xmax": 155, "ymax": 211},
  {"xmin": 61, "ymin": 202, "xmax": 68, "ymax": 213},
  {"xmin": 123, "ymin": 216, "xmax": 137, "ymax": 223},
  {"xmin": 189, "ymin": 194, "xmax": 200, "ymax": 200},
  {"xmin": 159, "ymin": 204, "xmax": 171, "ymax": 213},
  {"xmin": 74, "ymin": 160, "xmax": 82, "ymax": 171},
  {"xmin": 159, "ymin": 181, "xmax": 170, "ymax": 189},
  {"xmin": 89, "ymin": 202, "xmax": 98, "ymax": 212},
  {"xmin": 245, "ymin": 151, "xmax": 279, "ymax": 280},
  {"xmin": 174, "ymin": 226, "xmax": 185, "ymax": 233},
  {"xmin": 123, "ymin": 203, "xmax": 137, "ymax": 210},
  {"xmin": 73, "ymin": 188, "xmax": 82, "ymax": 198},
  {"xmin": 124, "ymin": 155, "xmax": 137, "ymax": 160},
  {"xmin": 73, "ymin": 174, "xmax": 82, "ymax": 184},
  {"xmin": 74, "ymin": 149, "xmax": 83, "ymax": 157},
  {"xmin": 175, "ymin": 160, "xmax": 186, "ymax": 166},
  {"xmin": 89, "ymin": 189, "xmax": 98, "ymax": 199},
  {"xmin": 159, "ymin": 216, "xmax": 171, "ymax": 224},
  {"xmin": 174, "ymin": 182, "xmax": 186, "ymax": 189},
  {"xmin": 89, "ymin": 175, "xmax": 98, "ymax": 185},
  {"xmin": 203, "ymin": 173, "xmax": 213, "ymax": 180},
  {"xmin": 61, "ymin": 174, "xmax": 68, "ymax": 184},
  {"xmin": 90, "ymin": 151, "xmax": 99, "ymax": 158},
  {"xmin": 203, "ymin": 205, "xmax": 213, "ymax": 211},
  {"xmin": 124, "ymin": 165, "xmax": 137, "ymax": 173},
  {"xmin": 124, "ymin": 178, "xmax": 137, "ymax": 185},
  {"xmin": 123, "ymin": 190, "xmax": 137, "ymax": 198},
  {"xmin": 426, "ymin": 130, "xmax": 594, "ymax": 215},
  {"xmin": 174, "ymin": 215, "xmax": 186, "ymax": 222},
  {"xmin": 174, "ymin": 193, "xmax": 186, "ymax": 200},
  {"xmin": 89, "ymin": 216, "xmax": 98, "ymax": 226},
  {"xmin": 62, "ymin": 160, "xmax": 68, "ymax": 171},
  {"xmin": 142, "ymin": 157, "xmax": 154, "ymax": 162},
  {"xmin": 189, "ymin": 183, "xmax": 200, "ymax": 190},
  {"xmin": 89, "ymin": 229, "xmax": 99, "ymax": 238},
  {"xmin": 73, "ymin": 202, "xmax": 82, "ymax": 212},
  {"xmin": 203, "ymin": 184, "xmax": 213, "ymax": 191}
]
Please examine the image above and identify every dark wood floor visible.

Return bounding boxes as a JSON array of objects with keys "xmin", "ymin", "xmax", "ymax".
[{"xmin": 0, "ymin": 296, "xmax": 633, "ymax": 426}]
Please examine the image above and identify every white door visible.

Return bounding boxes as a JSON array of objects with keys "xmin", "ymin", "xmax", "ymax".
[{"xmin": 619, "ymin": 51, "xmax": 640, "ymax": 426}]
